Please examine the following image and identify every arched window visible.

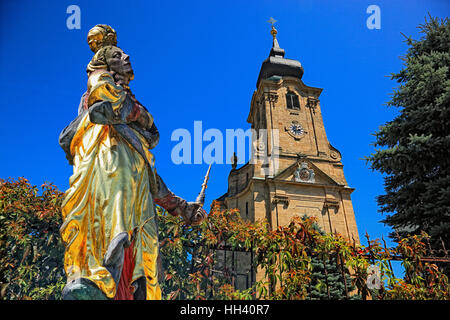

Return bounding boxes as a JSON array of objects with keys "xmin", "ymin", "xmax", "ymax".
[{"xmin": 286, "ymin": 91, "xmax": 300, "ymax": 110}]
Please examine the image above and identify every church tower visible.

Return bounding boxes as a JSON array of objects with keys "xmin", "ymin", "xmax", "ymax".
[{"xmin": 216, "ymin": 22, "xmax": 360, "ymax": 289}]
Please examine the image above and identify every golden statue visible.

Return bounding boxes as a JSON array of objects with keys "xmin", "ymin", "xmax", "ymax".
[
  {"xmin": 59, "ymin": 25, "xmax": 206, "ymax": 300},
  {"xmin": 87, "ymin": 24, "xmax": 117, "ymax": 53}
]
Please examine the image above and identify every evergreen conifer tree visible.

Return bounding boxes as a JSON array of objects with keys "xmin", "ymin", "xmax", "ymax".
[
  {"xmin": 308, "ymin": 255, "xmax": 360, "ymax": 300},
  {"xmin": 366, "ymin": 17, "xmax": 450, "ymax": 251},
  {"xmin": 303, "ymin": 215, "xmax": 360, "ymax": 300}
]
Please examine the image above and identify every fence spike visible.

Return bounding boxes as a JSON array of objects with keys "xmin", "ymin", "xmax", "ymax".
[
  {"xmin": 394, "ymin": 230, "xmax": 401, "ymax": 242},
  {"xmin": 439, "ymin": 237, "xmax": 448, "ymax": 257},
  {"xmin": 365, "ymin": 231, "xmax": 370, "ymax": 240},
  {"xmin": 382, "ymin": 235, "xmax": 388, "ymax": 249},
  {"xmin": 425, "ymin": 236, "xmax": 435, "ymax": 256}
]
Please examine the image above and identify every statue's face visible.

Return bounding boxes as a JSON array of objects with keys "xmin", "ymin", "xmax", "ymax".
[
  {"xmin": 106, "ymin": 47, "xmax": 134, "ymax": 81},
  {"xmin": 87, "ymin": 28, "xmax": 103, "ymax": 53}
]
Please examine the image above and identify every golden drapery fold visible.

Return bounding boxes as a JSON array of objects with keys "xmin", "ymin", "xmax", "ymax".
[{"xmin": 60, "ymin": 70, "xmax": 161, "ymax": 299}]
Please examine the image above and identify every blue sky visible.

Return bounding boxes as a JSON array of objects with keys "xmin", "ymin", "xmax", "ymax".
[{"xmin": 0, "ymin": 0, "xmax": 448, "ymax": 267}]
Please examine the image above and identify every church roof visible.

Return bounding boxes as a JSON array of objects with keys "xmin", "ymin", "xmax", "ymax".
[{"xmin": 256, "ymin": 25, "xmax": 304, "ymax": 88}]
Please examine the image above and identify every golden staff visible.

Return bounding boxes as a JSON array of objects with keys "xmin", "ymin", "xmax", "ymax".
[{"xmin": 195, "ymin": 163, "xmax": 212, "ymax": 206}]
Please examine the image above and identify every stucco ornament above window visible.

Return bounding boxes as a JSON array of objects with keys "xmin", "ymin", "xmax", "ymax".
[{"xmin": 294, "ymin": 162, "xmax": 315, "ymax": 183}]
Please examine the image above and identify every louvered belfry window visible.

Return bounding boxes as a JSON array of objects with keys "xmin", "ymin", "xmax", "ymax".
[{"xmin": 286, "ymin": 91, "xmax": 300, "ymax": 110}]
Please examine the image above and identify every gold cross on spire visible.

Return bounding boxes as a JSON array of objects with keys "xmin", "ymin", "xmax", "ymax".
[
  {"xmin": 267, "ymin": 17, "xmax": 278, "ymax": 39},
  {"xmin": 267, "ymin": 17, "xmax": 277, "ymax": 27}
]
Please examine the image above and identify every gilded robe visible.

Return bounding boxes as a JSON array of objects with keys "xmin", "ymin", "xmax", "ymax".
[{"xmin": 60, "ymin": 70, "xmax": 161, "ymax": 299}]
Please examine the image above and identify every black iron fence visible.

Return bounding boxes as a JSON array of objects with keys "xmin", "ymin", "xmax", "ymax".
[{"xmin": 183, "ymin": 233, "xmax": 450, "ymax": 300}]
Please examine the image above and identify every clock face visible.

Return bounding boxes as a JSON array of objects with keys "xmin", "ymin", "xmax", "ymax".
[{"xmin": 289, "ymin": 123, "xmax": 304, "ymax": 136}]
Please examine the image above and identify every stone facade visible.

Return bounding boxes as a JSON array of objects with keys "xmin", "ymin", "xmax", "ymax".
[{"xmin": 215, "ymin": 28, "xmax": 360, "ymax": 290}]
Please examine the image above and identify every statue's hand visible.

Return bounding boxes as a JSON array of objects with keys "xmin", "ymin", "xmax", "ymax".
[
  {"xmin": 89, "ymin": 101, "xmax": 124, "ymax": 125},
  {"xmin": 184, "ymin": 202, "xmax": 207, "ymax": 226}
]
